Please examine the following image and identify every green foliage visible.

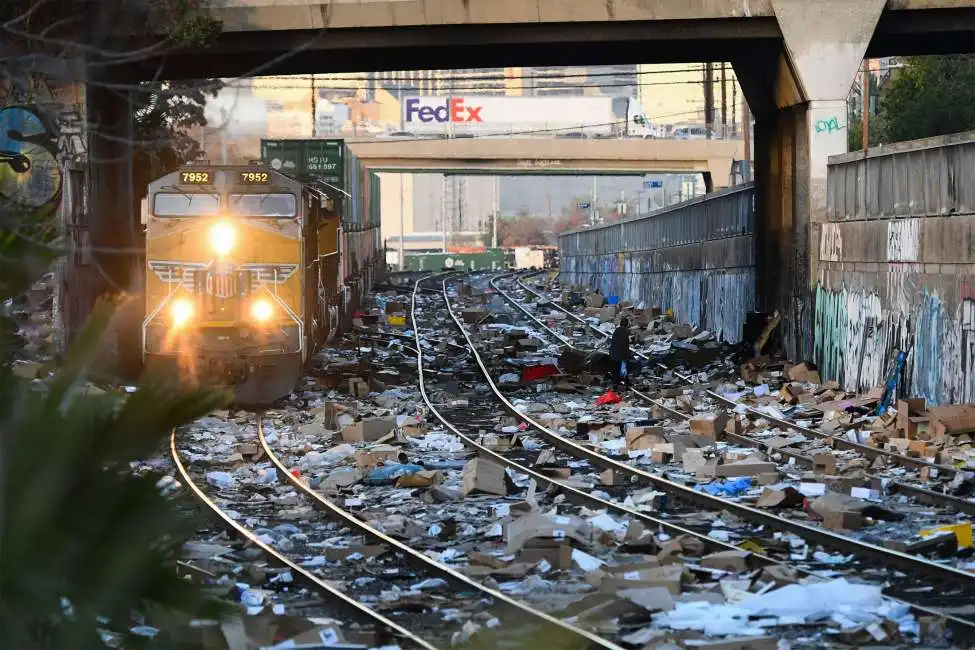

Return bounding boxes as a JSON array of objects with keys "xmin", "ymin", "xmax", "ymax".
[
  {"xmin": 846, "ymin": 108, "xmax": 883, "ymax": 151},
  {"xmin": 132, "ymin": 80, "xmax": 221, "ymax": 203},
  {"xmin": 0, "ymin": 302, "xmax": 234, "ymax": 649},
  {"xmin": 876, "ymin": 55, "xmax": 975, "ymax": 143}
]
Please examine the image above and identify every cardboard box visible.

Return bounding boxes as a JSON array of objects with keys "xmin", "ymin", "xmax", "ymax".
[
  {"xmin": 598, "ymin": 305, "xmax": 617, "ymax": 323},
  {"xmin": 714, "ymin": 458, "xmax": 776, "ymax": 477},
  {"xmin": 348, "ymin": 378, "xmax": 369, "ymax": 398},
  {"xmin": 929, "ymin": 405, "xmax": 975, "ymax": 438},
  {"xmin": 700, "ymin": 550, "xmax": 752, "ymax": 572},
  {"xmin": 651, "ymin": 445, "xmax": 674, "ymax": 464},
  {"xmin": 354, "ymin": 445, "xmax": 405, "ymax": 469},
  {"xmin": 341, "ymin": 417, "xmax": 396, "ymax": 442},
  {"xmin": 812, "ymin": 453, "xmax": 837, "ymax": 475},
  {"xmin": 517, "ymin": 541, "xmax": 573, "ymax": 570},
  {"xmin": 786, "ymin": 362, "xmax": 822, "ymax": 384},
  {"xmin": 625, "ymin": 426, "xmax": 665, "ymax": 452},
  {"xmin": 896, "ymin": 398, "xmax": 926, "ymax": 433},
  {"xmin": 461, "ymin": 458, "xmax": 508, "ymax": 496},
  {"xmin": 586, "ymin": 293, "xmax": 605, "ymax": 308},
  {"xmin": 505, "ymin": 513, "xmax": 590, "ymax": 553},
  {"xmin": 689, "ymin": 412, "xmax": 729, "ymax": 437},
  {"xmin": 598, "ymin": 564, "xmax": 684, "ymax": 594}
]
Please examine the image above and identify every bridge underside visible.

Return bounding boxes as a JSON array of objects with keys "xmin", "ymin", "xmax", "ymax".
[
  {"xmin": 345, "ymin": 139, "xmax": 742, "ymax": 189},
  {"xmin": 118, "ymin": 7, "xmax": 975, "ymax": 80}
]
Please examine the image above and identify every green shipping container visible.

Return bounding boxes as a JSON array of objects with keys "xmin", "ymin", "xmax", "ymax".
[
  {"xmin": 403, "ymin": 250, "xmax": 511, "ymax": 272},
  {"xmin": 261, "ymin": 139, "xmax": 344, "ymax": 188}
]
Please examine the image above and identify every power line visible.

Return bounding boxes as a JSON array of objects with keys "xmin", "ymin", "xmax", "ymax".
[
  {"xmin": 248, "ymin": 65, "xmax": 721, "ymax": 85},
  {"xmin": 205, "ymin": 106, "xmax": 717, "ymax": 142},
  {"xmin": 226, "ymin": 78, "xmax": 724, "ymax": 93}
]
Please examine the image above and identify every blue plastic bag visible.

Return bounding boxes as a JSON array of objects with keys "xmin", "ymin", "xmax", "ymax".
[
  {"xmin": 701, "ymin": 477, "xmax": 752, "ymax": 497},
  {"xmin": 364, "ymin": 463, "xmax": 424, "ymax": 485},
  {"xmin": 619, "ymin": 360, "xmax": 628, "ymax": 378}
]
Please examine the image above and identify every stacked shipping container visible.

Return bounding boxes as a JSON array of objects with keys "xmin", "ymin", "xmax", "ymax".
[{"xmin": 261, "ymin": 138, "xmax": 383, "ymax": 327}]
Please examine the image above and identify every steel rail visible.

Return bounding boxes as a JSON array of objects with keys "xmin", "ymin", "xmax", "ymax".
[
  {"xmin": 514, "ymin": 274, "xmax": 967, "ymax": 481},
  {"xmin": 255, "ymin": 418, "xmax": 621, "ymax": 650},
  {"xmin": 169, "ymin": 429, "xmax": 439, "ymax": 650},
  {"xmin": 428, "ymin": 275, "xmax": 975, "ymax": 637},
  {"xmin": 507, "ymin": 273, "xmax": 975, "ymax": 537},
  {"xmin": 409, "ymin": 277, "xmax": 810, "ymax": 560},
  {"xmin": 478, "ymin": 275, "xmax": 975, "ymax": 589}
]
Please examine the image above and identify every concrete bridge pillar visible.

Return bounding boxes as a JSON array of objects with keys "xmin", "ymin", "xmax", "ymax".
[
  {"xmin": 83, "ymin": 80, "xmax": 141, "ymax": 376},
  {"xmin": 735, "ymin": 0, "xmax": 886, "ymax": 359}
]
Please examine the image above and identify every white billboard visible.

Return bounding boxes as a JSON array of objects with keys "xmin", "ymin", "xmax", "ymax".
[{"xmin": 401, "ymin": 95, "xmax": 623, "ymax": 136}]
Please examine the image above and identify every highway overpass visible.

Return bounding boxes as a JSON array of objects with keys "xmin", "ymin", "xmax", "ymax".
[{"xmin": 343, "ymin": 138, "xmax": 744, "ymax": 189}]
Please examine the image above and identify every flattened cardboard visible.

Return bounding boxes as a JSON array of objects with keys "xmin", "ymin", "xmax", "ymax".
[
  {"xmin": 341, "ymin": 418, "xmax": 396, "ymax": 443},
  {"xmin": 505, "ymin": 513, "xmax": 590, "ymax": 553}
]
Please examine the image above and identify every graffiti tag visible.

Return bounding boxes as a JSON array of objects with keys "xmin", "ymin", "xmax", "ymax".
[
  {"xmin": 814, "ymin": 117, "xmax": 845, "ymax": 135},
  {"xmin": 819, "ymin": 223, "xmax": 843, "ymax": 262},
  {"xmin": 0, "ymin": 105, "xmax": 62, "ymax": 210}
]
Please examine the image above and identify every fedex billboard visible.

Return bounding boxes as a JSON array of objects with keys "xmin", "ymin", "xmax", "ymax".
[
  {"xmin": 404, "ymin": 97, "xmax": 484, "ymax": 124},
  {"xmin": 399, "ymin": 95, "xmax": 625, "ymax": 136}
]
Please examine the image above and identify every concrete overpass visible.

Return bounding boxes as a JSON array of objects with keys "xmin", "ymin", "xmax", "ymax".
[
  {"xmin": 343, "ymin": 138, "xmax": 744, "ymax": 189},
  {"xmin": 68, "ymin": 0, "xmax": 975, "ymax": 362},
  {"xmin": 123, "ymin": 0, "xmax": 975, "ymax": 78}
]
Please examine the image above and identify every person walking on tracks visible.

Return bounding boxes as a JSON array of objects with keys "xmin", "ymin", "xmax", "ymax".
[{"xmin": 609, "ymin": 317, "xmax": 631, "ymax": 390}]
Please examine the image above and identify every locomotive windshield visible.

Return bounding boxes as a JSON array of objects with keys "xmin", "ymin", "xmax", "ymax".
[
  {"xmin": 228, "ymin": 193, "xmax": 297, "ymax": 218},
  {"xmin": 152, "ymin": 193, "xmax": 221, "ymax": 217}
]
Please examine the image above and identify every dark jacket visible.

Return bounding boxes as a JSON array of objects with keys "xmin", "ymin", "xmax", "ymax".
[{"xmin": 609, "ymin": 325, "xmax": 630, "ymax": 361}]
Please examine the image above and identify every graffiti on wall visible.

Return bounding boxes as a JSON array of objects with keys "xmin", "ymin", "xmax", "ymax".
[
  {"xmin": 815, "ymin": 282, "xmax": 975, "ymax": 406},
  {"xmin": 560, "ymin": 253, "xmax": 754, "ymax": 344},
  {"xmin": 820, "ymin": 223, "xmax": 843, "ymax": 262},
  {"xmin": 0, "ymin": 105, "xmax": 63, "ymax": 212},
  {"xmin": 814, "ymin": 117, "xmax": 844, "ymax": 135},
  {"xmin": 887, "ymin": 218, "xmax": 921, "ymax": 263}
]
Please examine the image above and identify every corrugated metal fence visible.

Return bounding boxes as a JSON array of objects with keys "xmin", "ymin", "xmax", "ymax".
[{"xmin": 558, "ymin": 184, "xmax": 755, "ymax": 343}]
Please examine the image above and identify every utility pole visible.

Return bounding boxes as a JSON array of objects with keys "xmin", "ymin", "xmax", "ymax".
[
  {"xmin": 732, "ymin": 80, "xmax": 738, "ymax": 138},
  {"xmin": 704, "ymin": 62, "xmax": 714, "ymax": 139},
  {"xmin": 398, "ymin": 86, "xmax": 405, "ymax": 131},
  {"xmin": 441, "ymin": 175, "xmax": 448, "ymax": 252},
  {"xmin": 492, "ymin": 176, "xmax": 499, "ymax": 248},
  {"xmin": 862, "ymin": 59, "xmax": 870, "ymax": 151},
  {"xmin": 590, "ymin": 176, "xmax": 598, "ymax": 226},
  {"xmin": 742, "ymin": 96, "xmax": 752, "ymax": 182},
  {"xmin": 398, "ymin": 175, "xmax": 405, "ymax": 270},
  {"xmin": 311, "ymin": 74, "xmax": 317, "ymax": 138},
  {"xmin": 720, "ymin": 62, "xmax": 727, "ymax": 139}
]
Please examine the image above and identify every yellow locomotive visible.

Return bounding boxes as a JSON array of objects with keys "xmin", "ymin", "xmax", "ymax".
[{"xmin": 142, "ymin": 164, "xmax": 341, "ymax": 404}]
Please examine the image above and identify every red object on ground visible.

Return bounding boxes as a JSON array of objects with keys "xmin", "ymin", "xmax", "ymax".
[
  {"xmin": 595, "ymin": 390, "xmax": 622, "ymax": 406},
  {"xmin": 291, "ymin": 468, "xmax": 302, "ymax": 477},
  {"xmin": 520, "ymin": 363, "xmax": 560, "ymax": 383}
]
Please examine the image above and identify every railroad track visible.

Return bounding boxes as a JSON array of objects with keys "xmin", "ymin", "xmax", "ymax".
[
  {"xmin": 172, "ymin": 376, "xmax": 617, "ymax": 649},
  {"xmin": 510, "ymin": 271, "xmax": 975, "ymax": 514},
  {"xmin": 440, "ymin": 272, "xmax": 975, "ymax": 636},
  {"xmin": 170, "ymin": 423, "xmax": 438, "ymax": 650},
  {"xmin": 501, "ymin": 271, "xmax": 975, "ymax": 556},
  {"xmin": 167, "ymin": 271, "xmax": 975, "ymax": 648}
]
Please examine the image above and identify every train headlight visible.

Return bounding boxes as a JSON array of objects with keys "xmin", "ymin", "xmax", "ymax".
[
  {"xmin": 171, "ymin": 299, "xmax": 194, "ymax": 328},
  {"xmin": 209, "ymin": 222, "xmax": 235, "ymax": 256},
  {"xmin": 250, "ymin": 299, "xmax": 273, "ymax": 323}
]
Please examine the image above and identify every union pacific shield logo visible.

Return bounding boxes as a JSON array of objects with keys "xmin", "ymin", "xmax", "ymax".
[{"xmin": 148, "ymin": 261, "xmax": 299, "ymax": 295}]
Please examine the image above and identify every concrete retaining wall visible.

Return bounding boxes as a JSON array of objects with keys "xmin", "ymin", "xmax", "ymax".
[
  {"xmin": 558, "ymin": 184, "xmax": 755, "ymax": 343},
  {"xmin": 817, "ymin": 131, "xmax": 975, "ymax": 404}
]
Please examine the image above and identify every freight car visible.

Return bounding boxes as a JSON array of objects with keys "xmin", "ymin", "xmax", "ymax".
[{"xmin": 141, "ymin": 163, "xmax": 358, "ymax": 404}]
